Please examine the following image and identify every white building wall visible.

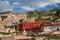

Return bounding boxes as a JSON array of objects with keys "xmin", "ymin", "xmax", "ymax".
[
  {"xmin": 42, "ymin": 26, "xmax": 60, "ymax": 34},
  {"xmin": 43, "ymin": 26, "xmax": 52, "ymax": 33},
  {"xmin": 51, "ymin": 26, "xmax": 60, "ymax": 31}
]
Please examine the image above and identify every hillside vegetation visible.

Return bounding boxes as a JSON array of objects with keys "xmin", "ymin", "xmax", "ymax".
[{"xmin": 27, "ymin": 8, "xmax": 60, "ymax": 22}]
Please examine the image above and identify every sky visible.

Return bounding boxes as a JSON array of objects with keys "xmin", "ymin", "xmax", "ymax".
[{"xmin": 0, "ymin": 0, "xmax": 60, "ymax": 13}]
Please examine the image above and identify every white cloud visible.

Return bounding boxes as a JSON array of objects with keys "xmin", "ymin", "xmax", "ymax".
[
  {"xmin": 0, "ymin": 1, "xmax": 13, "ymax": 12},
  {"xmin": 13, "ymin": 2, "xmax": 19, "ymax": 5},
  {"xmin": 21, "ymin": 6, "xmax": 35, "ymax": 11},
  {"xmin": 36, "ymin": 0, "xmax": 60, "ymax": 8},
  {"xmin": 37, "ymin": 2, "xmax": 50, "ymax": 7},
  {"xmin": 12, "ymin": 0, "xmax": 60, "ymax": 8},
  {"xmin": 0, "ymin": 0, "xmax": 60, "ymax": 12},
  {"xmin": 52, "ymin": 0, "xmax": 60, "ymax": 3}
]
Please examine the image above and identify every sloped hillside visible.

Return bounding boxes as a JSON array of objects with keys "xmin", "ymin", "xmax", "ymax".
[{"xmin": 26, "ymin": 8, "xmax": 60, "ymax": 22}]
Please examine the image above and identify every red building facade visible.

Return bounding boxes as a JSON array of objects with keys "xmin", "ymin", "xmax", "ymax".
[{"xmin": 16, "ymin": 21, "xmax": 43, "ymax": 32}]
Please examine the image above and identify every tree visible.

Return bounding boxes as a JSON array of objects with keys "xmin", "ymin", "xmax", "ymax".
[
  {"xmin": 19, "ymin": 19, "xmax": 23, "ymax": 23},
  {"xmin": 1, "ymin": 16, "xmax": 7, "ymax": 20},
  {"xmin": 55, "ymin": 8, "xmax": 60, "ymax": 17}
]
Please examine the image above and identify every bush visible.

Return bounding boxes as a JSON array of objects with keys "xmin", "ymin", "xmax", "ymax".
[
  {"xmin": 0, "ymin": 32, "xmax": 12, "ymax": 35},
  {"xmin": 28, "ymin": 33, "xmax": 39, "ymax": 37}
]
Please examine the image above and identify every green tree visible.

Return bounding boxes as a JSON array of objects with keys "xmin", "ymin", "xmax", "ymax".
[{"xmin": 19, "ymin": 19, "xmax": 23, "ymax": 23}]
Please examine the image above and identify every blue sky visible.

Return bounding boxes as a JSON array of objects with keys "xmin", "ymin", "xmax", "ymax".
[{"xmin": 0, "ymin": 0, "xmax": 60, "ymax": 13}]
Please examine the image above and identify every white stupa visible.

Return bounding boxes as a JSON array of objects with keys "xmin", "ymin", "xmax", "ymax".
[{"xmin": 22, "ymin": 30, "xmax": 27, "ymax": 35}]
